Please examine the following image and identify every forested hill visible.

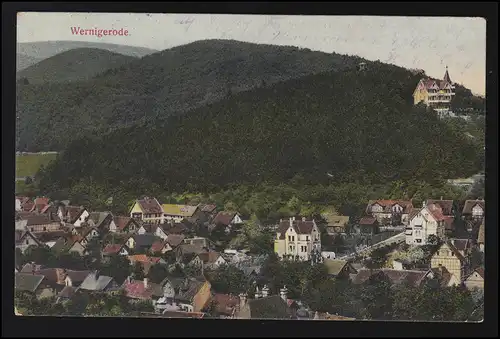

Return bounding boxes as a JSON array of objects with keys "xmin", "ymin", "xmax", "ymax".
[
  {"xmin": 16, "ymin": 39, "xmax": 365, "ymax": 151},
  {"xmin": 38, "ymin": 65, "xmax": 482, "ymax": 196},
  {"xmin": 17, "ymin": 48, "xmax": 137, "ymax": 83}
]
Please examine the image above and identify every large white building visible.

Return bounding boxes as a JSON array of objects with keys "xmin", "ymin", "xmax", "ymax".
[
  {"xmin": 405, "ymin": 203, "xmax": 451, "ymax": 245},
  {"xmin": 274, "ymin": 217, "xmax": 321, "ymax": 261}
]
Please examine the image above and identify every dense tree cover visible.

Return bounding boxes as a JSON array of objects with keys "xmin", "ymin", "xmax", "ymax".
[
  {"xmin": 36, "ymin": 62, "xmax": 481, "ymax": 198},
  {"xmin": 15, "ymin": 289, "xmax": 154, "ymax": 317},
  {"xmin": 451, "ymin": 84, "xmax": 486, "ymax": 115},
  {"xmin": 206, "ymin": 254, "xmax": 481, "ymax": 321},
  {"xmin": 16, "ymin": 40, "xmax": 364, "ymax": 151},
  {"xmin": 16, "ymin": 48, "xmax": 137, "ymax": 84}
]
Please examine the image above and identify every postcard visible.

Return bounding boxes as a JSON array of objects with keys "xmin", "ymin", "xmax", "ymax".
[{"xmin": 15, "ymin": 12, "xmax": 485, "ymax": 322}]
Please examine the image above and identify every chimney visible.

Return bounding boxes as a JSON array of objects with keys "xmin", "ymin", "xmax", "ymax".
[
  {"xmin": 238, "ymin": 293, "xmax": 247, "ymax": 309},
  {"xmin": 254, "ymin": 286, "xmax": 261, "ymax": 299},
  {"xmin": 440, "ymin": 196, "xmax": 443, "ymax": 200},
  {"xmin": 279, "ymin": 286, "xmax": 288, "ymax": 302},
  {"xmin": 144, "ymin": 278, "xmax": 148, "ymax": 288},
  {"xmin": 262, "ymin": 285, "xmax": 269, "ymax": 298},
  {"xmin": 289, "ymin": 218, "xmax": 293, "ymax": 227},
  {"xmin": 302, "ymin": 217, "xmax": 306, "ymax": 222},
  {"xmin": 292, "ymin": 217, "xmax": 295, "ymax": 221}
]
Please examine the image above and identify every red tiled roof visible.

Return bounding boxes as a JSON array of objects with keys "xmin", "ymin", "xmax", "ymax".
[
  {"xmin": 137, "ymin": 197, "xmax": 163, "ymax": 214},
  {"xmin": 213, "ymin": 211, "xmax": 237, "ymax": 226},
  {"xmin": 22, "ymin": 202, "xmax": 35, "ymax": 212},
  {"xmin": 426, "ymin": 199, "xmax": 454, "ymax": 216},
  {"xmin": 65, "ymin": 206, "xmax": 85, "ymax": 222},
  {"xmin": 427, "ymin": 204, "xmax": 447, "ymax": 221},
  {"xmin": 122, "ymin": 279, "xmax": 162, "ymax": 300},
  {"xmin": 197, "ymin": 251, "xmax": 222, "ymax": 264},
  {"xmin": 150, "ymin": 241, "xmax": 168, "ymax": 253},
  {"xmin": 103, "ymin": 244, "xmax": 123, "ymax": 255},
  {"xmin": 34, "ymin": 197, "xmax": 50, "ymax": 205},
  {"xmin": 359, "ymin": 217, "xmax": 377, "ymax": 225},
  {"xmin": 23, "ymin": 214, "xmax": 60, "ymax": 226}
]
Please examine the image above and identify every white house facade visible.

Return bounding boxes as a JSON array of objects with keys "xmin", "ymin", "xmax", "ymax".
[{"xmin": 405, "ymin": 204, "xmax": 446, "ymax": 245}]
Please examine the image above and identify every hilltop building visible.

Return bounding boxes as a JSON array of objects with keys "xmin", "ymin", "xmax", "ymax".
[{"xmin": 413, "ymin": 66, "xmax": 455, "ymax": 117}]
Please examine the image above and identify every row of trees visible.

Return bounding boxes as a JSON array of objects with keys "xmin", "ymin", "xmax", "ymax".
[{"xmin": 205, "ymin": 254, "xmax": 483, "ymax": 321}]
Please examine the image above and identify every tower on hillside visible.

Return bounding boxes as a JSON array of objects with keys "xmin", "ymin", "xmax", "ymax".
[{"xmin": 412, "ymin": 66, "xmax": 455, "ymax": 118}]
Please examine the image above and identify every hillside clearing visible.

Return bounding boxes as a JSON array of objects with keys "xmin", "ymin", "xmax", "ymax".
[{"xmin": 16, "ymin": 153, "xmax": 57, "ymax": 178}]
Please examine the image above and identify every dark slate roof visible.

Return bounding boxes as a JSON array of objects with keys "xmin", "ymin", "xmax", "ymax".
[
  {"xmin": 276, "ymin": 219, "xmax": 316, "ymax": 239},
  {"xmin": 133, "ymin": 234, "xmax": 158, "ymax": 247},
  {"xmin": 23, "ymin": 214, "xmax": 60, "ymax": 226},
  {"xmin": 462, "ymin": 200, "xmax": 485, "ymax": 215},
  {"xmin": 213, "ymin": 212, "xmax": 237, "ymax": 226},
  {"xmin": 359, "ymin": 217, "xmax": 377, "ymax": 225},
  {"xmin": 177, "ymin": 279, "xmax": 206, "ymax": 302},
  {"xmin": 113, "ymin": 216, "xmax": 135, "ymax": 231},
  {"xmin": 166, "ymin": 234, "xmax": 185, "ymax": 247},
  {"xmin": 426, "ymin": 199, "xmax": 454, "ymax": 216},
  {"xmin": 451, "ymin": 239, "xmax": 470, "ymax": 252},
  {"xmin": 20, "ymin": 263, "xmax": 45, "ymax": 273},
  {"xmin": 15, "ymin": 273, "xmax": 45, "ymax": 292},
  {"xmin": 58, "ymin": 286, "xmax": 78, "ymax": 299},
  {"xmin": 247, "ymin": 295, "xmax": 293, "ymax": 319},
  {"xmin": 66, "ymin": 270, "xmax": 92, "ymax": 284},
  {"xmin": 200, "ymin": 204, "xmax": 217, "ymax": 213},
  {"xmin": 87, "ymin": 212, "xmax": 112, "ymax": 228}
]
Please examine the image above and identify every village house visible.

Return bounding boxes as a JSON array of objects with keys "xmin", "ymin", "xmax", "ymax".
[
  {"xmin": 477, "ymin": 221, "xmax": 485, "ymax": 252},
  {"xmin": 162, "ymin": 204, "xmax": 199, "ymax": 224},
  {"xmin": 16, "ymin": 196, "xmax": 33, "ymax": 212},
  {"xmin": 126, "ymin": 234, "xmax": 158, "ymax": 252},
  {"xmin": 462, "ymin": 199, "xmax": 485, "ymax": 221},
  {"xmin": 413, "ymin": 66, "xmax": 455, "ymax": 117},
  {"xmin": 211, "ymin": 211, "xmax": 244, "ymax": 233},
  {"xmin": 15, "ymin": 219, "xmax": 28, "ymax": 231},
  {"xmin": 207, "ymin": 293, "xmax": 240, "ymax": 318},
  {"xmin": 29, "ymin": 197, "xmax": 51, "ymax": 214},
  {"xmin": 155, "ymin": 277, "xmax": 211, "ymax": 313},
  {"xmin": 234, "ymin": 286, "xmax": 293, "ymax": 319},
  {"xmin": 188, "ymin": 251, "xmax": 227, "ymax": 271},
  {"xmin": 29, "ymin": 268, "xmax": 90, "ymax": 295},
  {"xmin": 122, "ymin": 277, "xmax": 164, "ymax": 301},
  {"xmin": 274, "ymin": 217, "xmax": 322, "ymax": 261},
  {"xmin": 323, "ymin": 215, "xmax": 350, "ymax": 235},
  {"xmin": 15, "ymin": 272, "xmax": 56, "ymax": 299},
  {"xmin": 15, "ymin": 230, "xmax": 42, "ymax": 253},
  {"xmin": 365, "ymin": 200, "xmax": 414, "ymax": 226},
  {"xmin": 137, "ymin": 223, "xmax": 158, "ymax": 235},
  {"xmin": 130, "ymin": 197, "xmax": 164, "ymax": 224},
  {"xmin": 425, "ymin": 199, "xmax": 456, "ymax": 217},
  {"xmin": 57, "ymin": 205, "xmax": 89, "ymax": 226},
  {"xmin": 108, "ymin": 216, "xmax": 140, "ymax": 233},
  {"xmin": 153, "ymin": 224, "xmax": 170, "ymax": 240},
  {"xmin": 430, "ymin": 240, "xmax": 468, "ymax": 282},
  {"xmin": 102, "ymin": 243, "xmax": 129, "ymax": 257},
  {"xmin": 65, "ymin": 235, "xmax": 88, "ymax": 256},
  {"xmin": 87, "ymin": 212, "xmax": 114, "ymax": 230},
  {"xmin": 324, "ymin": 259, "xmax": 358, "ymax": 279},
  {"xmin": 464, "ymin": 267, "xmax": 484, "ymax": 290},
  {"xmin": 150, "ymin": 234, "xmax": 185, "ymax": 254},
  {"xmin": 182, "ymin": 236, "xmax": 214, "ymax": 249},
  {"xmin": 127, "ymin": 255, "xmax": 166, "ymax": 275},
  {"xmin": 358, "ymin": 217, "xmax": 380, "ymax": 235},
  {"xmin": 79, "ymin": 271, "xmax": 121, "ymax": 294},
  {"xmin": 22, "ymin": 214, "xmax": 62, "ymax": 233},
  {"xmin": 405, "ymin": 203, "xmax": 450, "ymax": 245},
  {"xmin": 429, "ymin": 266, "xmax": 461, "ymax": 287},
  {"xmin": 71, "ymin": 226, "xmax": 100, "ymax": 242}
]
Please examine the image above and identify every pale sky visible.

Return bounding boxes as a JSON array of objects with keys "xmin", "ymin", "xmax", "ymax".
[{"xmin": 17, "ymin": 13, "xmax": 486, "ymax": 95}]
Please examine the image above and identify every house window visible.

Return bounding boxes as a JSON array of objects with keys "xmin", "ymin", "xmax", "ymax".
[
  {"xmin": 288, "ymin": 236, "xmax": 291, "ymax": 241},
  {"xmin": 292, "ymin": 236, "xmax": 295, "ymax": 241},
  {"xmin": 289, "ymin": 245, "xmax": 293, "ymax": 252},
  {"xmin": 451, "ymin": 252, "xmax": 454, "ymax": 256},
  {"xmin": 416, "ymin": 239, "xmax": 422, "ymax": 243},
  {"xmin": 43, "ymin": 227, "xmax": 46, "ymax": 231},
  {"xmin": 306, "ymin": 236, "xmax": 309, "ymax": 241},
  {"xmin": 26, "ymin": 239, "xmax": 29, "ymax": 245}
]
